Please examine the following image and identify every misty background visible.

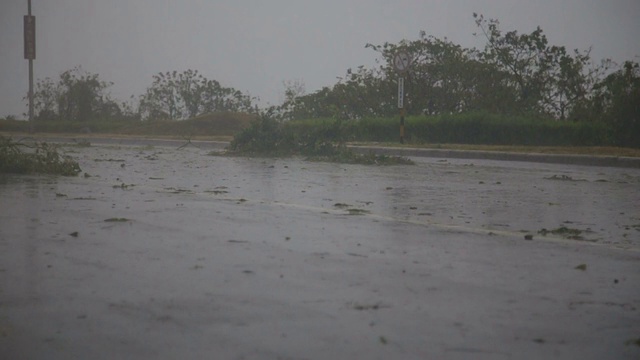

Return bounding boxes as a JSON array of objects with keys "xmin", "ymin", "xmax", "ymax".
[{"xmin": 1, "ymin": 0, "xmax": 639, "ymax": 119}]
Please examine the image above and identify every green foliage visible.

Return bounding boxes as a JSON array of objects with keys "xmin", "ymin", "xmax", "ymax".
[
  {"xmin": 30, "ymin": 66, "xmax": 135, "ymax": 123},
  {"xmin": 15, "ymin": 14, "xmax": 639, "ymax": 148},
  {"xmin": 473, "ymin": 13, "xmax": 608, "ymax": 119},
  {"xmin": 288, "ymin": 112, "xmax": 613, "ymax": 147},
  {"xmin": 0, "ymin": 136, "xmax": 81, "ymax": 176},
  {"xmin": 0, "ymin": 118, "xmax": 30, "ymax": 132},
  {"xmin": 587, "ymin": 61, "xmax": 640, "ymax": 148},
  {"xmin": 407, "ymin": 112, "xmax": 612, "ymax": 146},
  {"xmin": 228, "ymin": 112, "xmax": 413, "ymax": 164},
  {"xmin": 139, "ymin": 69, "xmax": 256, "ymax": 121},
  {"xmin": 279, "ymin": 14, "xmax": 617, "ymax": 126},
  {"xmin": 229, "ymin": 111, "xmax": 296, "ymax": 156}
]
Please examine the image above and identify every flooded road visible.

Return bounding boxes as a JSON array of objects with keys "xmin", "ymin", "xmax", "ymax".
[{"xmin": 1, "ymin": 143, "xmax": 639, "ymax": 359}]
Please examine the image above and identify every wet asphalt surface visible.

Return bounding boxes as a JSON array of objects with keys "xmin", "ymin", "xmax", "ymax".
[{"xmin": 1, "ymin": 141, "xmax": 639, "ymax": 359}]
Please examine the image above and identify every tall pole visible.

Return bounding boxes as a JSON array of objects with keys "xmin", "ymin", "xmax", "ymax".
[
  {"xmin": 398, "ymin": 77, "xmax": 405, "ymax": 144},
  {"xmin": 27, "ymin": 0, "xmax": 35, "ymax": 132},
  {"xmin": 400, "ymin": 106, "xmax": 405, "ymax": 144},
  {"xmin": 393, "ymin": 52, "xmax": 410, "ymax": 144}
]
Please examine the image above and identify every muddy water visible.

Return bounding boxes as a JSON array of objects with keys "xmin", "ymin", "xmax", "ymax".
[{"xmin": 1, "ymin": 144, "xmax": 639, "ymax": 359}]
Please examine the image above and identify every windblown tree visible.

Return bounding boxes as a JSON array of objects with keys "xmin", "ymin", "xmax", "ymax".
[
  {"xmin": 472, "ymin": 13, "xmax": 609, "ymax": 119},
  {"xmin": 139, "ymin": 69, "xmax": 256, "ymax": 121},
  {"xmin": 31, "ymin": 66, "xmax": 125, "ymax": 122},
  {"xmin": 281, "ymin": 33, "xmax": 518, "ymax": 119},
  {"xmin": 32, "ymin": 77, "xmax": 58, "ymax": 121},
  {"xmin": 584, "ymin": 61, "xmax": 640, "ymax": 147},
  {"xmin": 284, "ymin": 15, "xmax": 614, "ymax": 121},
  {"xmin": 366, "ymin": 33, "xmax": 519, "ymax": 116}
]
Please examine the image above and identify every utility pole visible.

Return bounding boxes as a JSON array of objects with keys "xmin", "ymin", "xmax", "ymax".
[{"xmin": 25, "ymin": 0, "xmax": 36, "ymax": 132}]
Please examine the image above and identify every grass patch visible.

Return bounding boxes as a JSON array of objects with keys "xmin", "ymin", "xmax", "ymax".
[
  {"xmin": 0, "ymin": 111, "xmax": 254, "ymax": 140},
  {"xmin": 118, "ymin": 111, "xmax": 255, "ymax": 138},
  {"xmin": 0, "ymin": 135, "xmax": 81, "ymax": 176}
]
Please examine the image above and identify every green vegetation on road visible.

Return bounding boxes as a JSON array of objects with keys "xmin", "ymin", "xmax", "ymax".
[{"xmin": 0, "ymin": 135, "xmax": 81, "ymax": 176}]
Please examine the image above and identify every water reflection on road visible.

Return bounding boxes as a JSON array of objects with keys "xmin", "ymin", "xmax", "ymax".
[{"xmin": 1, "ymin": 144, "xmax": 639, "ymax": 360}]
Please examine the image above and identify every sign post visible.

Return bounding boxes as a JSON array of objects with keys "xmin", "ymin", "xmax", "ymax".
[
  {"xmin": 25, "ymin": 0, "xmax": 35, "ymax": 132},
  {"xmin": 397, "ymin": 77, "xmax": 405, "ymax": 142},
  {"xmin": 393, "ymin": 52, "xmax": 411, "ymax": 143}
]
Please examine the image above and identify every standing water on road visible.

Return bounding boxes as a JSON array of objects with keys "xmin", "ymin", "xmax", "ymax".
[{"xmin": 1, "ymin": 143, "xmax": 639, "ymax": 360}]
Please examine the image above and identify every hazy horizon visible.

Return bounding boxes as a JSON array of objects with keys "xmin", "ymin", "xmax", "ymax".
[{"xmin": 1, "ymin": 0, "xmax": 639, "ymax": 118}]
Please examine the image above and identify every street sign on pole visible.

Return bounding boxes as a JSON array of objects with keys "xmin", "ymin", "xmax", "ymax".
[
  {"xmin": 393, "ymin": 52, "xmax": 411, "ymax": 143},
  {"xmin": 397, "ymin": 77, "xmax": 404, "ymax": 109},
  {"xmin": 24, "ymin": 15, "xmax": 36, "ymax": 60},
  {"xmin": 393, "ymin": 52, "xmax": 411, "ymax": 73}
]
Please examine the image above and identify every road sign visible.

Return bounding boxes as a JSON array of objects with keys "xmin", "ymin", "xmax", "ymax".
[
  {"xmin": 397, "ymin": 77, "xmax": 404, "ymax": 109},
  {"xmin": 24, "ymin": 15, "xmax": 35, "ymax": 60},
  {"xmin": 393, "ymin": 52, "xmax": 411, "ymax": 73}
]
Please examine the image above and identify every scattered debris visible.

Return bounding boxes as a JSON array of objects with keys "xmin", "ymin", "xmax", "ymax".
[
  {"xmin": 350, "ymin": 302, "xmax": 389, "ymax": 311},
  {"xmin": 625, "ymin": 338, "xmax": 640, "ymax": 347},
  {"xmin": 524, "ymin": 234, "xmax": 533, "ymax": 240},
  {"xmin": 104, "ymin": 218, "xmax": 130, "ymax": 222},
  {"xmin": 0, "ymin": 136, "xmax": 81, "ymax": 176},
  {"xmin": 205, "ymin": 190, "xmax": 228, "ymax": 195},
  {"xmin": 346, "ymin": 208, "xmax": 370, "ymax": 215},
  {"xmin": 163, "ymin": 187, "xmax": 193, "ymax": 194},
  {"xmin": 346, "ymin": 252, "xmax": 368, "ymax": 258},
  {"xmin": 94, "ymin": 158, "xmax": 125, "ymax": 162},
  {"xmin": 575, "ymin": 264, "xmax": 587, "ymax": 271},
  {"xmin": 544, "ymin": 174, "xmax": 585, "ymax": 181},
  {"xmin": 538, "ymin": 226, "xmax": 590, "ymax": 241},
  {"xmin": 72, "ymin": 139, "xmax": 91, "ymax": 147}
]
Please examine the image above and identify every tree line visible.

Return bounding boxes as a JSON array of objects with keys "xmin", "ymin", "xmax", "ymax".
[
  {"xmin": 25, "ymin": 15, "xmax": 639, "ymax": 147},
  {"xmin": 29, "ymin": 67, "xmax": 257, "ymax": 123}
]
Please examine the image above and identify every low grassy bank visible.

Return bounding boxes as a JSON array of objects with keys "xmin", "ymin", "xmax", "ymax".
[
  {"xmin": 2, "ymin": 111, "xmax": 638, "ymax": 158},
  {"xmin": 291, "ymin": 112, "xmax": 616, "ymax": 147},
  {"xmin": 0, "ymin": 112, "xmax": 254, "ymax": 138}
]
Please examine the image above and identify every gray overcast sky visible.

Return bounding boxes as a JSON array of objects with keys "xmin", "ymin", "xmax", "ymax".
[{"xmin": 1, "ymin": 0, "xmax": 639, "ymax": 118}]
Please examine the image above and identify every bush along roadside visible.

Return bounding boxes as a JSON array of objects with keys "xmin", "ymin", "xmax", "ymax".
[
  {"xmin": 0, "ymin": 135, "xmax": 81, "ymax": 176},
  {"xmin": 226, "ymin": 112, "xmax": 413, "ymax": 165}
]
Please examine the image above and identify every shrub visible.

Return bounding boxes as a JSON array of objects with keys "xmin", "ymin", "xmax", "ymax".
[{"xmin": 0, "ymin": 136, "xmax": 81, "ymax": 176}]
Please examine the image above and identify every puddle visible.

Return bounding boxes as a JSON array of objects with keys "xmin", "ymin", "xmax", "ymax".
[{"xmin": 1, "ymin": 143, "xmax": 639, "ymax": 359}]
